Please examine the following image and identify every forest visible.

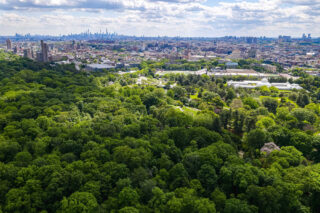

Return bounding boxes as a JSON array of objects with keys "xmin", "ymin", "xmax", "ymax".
[{"xmin": 0, "ymin": 54, "xmax": 320, "ymax": 213}]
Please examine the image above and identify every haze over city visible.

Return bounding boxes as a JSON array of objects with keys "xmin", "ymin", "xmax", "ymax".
[{"xmin": 1, "ymin": 0, "xmax": 320, "ymax": 37}]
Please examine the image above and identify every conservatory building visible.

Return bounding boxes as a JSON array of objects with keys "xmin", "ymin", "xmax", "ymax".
[{"xmin": 227, "ymin": 78, "xmax": 303, "ymax": 90}]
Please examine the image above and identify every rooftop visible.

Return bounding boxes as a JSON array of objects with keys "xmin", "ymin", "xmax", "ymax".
[{"xmin": 227, "ymin": 78, "xmax": 303, "ymax": 90}]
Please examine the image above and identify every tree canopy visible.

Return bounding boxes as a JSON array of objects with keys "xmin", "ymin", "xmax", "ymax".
[{"xmin": 0, "ymin": 56, "xmax": 319, "ymax": 212}]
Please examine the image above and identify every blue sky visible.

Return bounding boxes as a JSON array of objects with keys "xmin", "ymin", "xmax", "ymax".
[{"xmin": 0, "ymin": 0, "xmax": 319, "ymax": 37}]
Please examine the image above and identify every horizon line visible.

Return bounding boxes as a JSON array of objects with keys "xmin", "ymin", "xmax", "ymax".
[
  {"xmin": 0, "ymin": 30, "xmax": 318, "ymax": 39},
  {"xmin": 0, "ymin": 33, "xmax": 319, "ymax": 40}
]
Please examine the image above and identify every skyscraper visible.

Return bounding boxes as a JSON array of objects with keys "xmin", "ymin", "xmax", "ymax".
[
  {"xmin": 23, "ymin": 49, "xmax": 32, "ymax": 59},
  {"xmin": 6, "ymin": 39, "xmax": 12, "ymax": 50},
  {"xmin": 41, "ymin": 40, "xmax": 49, "ymax": 62},
  {"xmin": 72, "ymin": 40, "xmax": 76, "ymax": 49},
  {"xmin": 302, "ymin": 33, "xmax": 307, "ymax": 39}
]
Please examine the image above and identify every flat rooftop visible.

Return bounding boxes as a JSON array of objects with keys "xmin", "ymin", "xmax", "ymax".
[
  {"xmin": 86, "ymin": 64, "xmax": 115, "ymax": 69},
  {"xmin": 224, "ymin": 69, "xmax": 258, "ymax": 74}
]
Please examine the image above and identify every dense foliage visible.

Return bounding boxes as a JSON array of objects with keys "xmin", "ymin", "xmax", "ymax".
[{"xmin": 0, "ymin": 56, "xmax": 320, "ymax": 213}]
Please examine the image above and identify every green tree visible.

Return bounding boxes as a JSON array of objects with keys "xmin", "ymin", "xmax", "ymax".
[
  {"xmin": 61, "ymin": 192, "xmax": 98, "ymax": 213},
  {"xmin": 245, "ymin": 129, "xmax": 269, "ymax": 150},
  {"xmin": 198, "ymin": 164, "xmax": 218, "ymax": 194},
  {"xmin": 119, "ymin": 206, "xmax": 139, "ymax": 213},
  {"xmin": 243, "ymin": 97, "xmax": 260, "ymax": 109},
  {"xmin": 297, "ymin": 93, "xmax": 310, "ymax": 107},
  {"xmin": 262, "ymin": 97, "xmax": 278, "ymax": 114},
  {"xmin": 224, "ymin": 198, "xmax": 257, "ymax": 213},
  {"xmin": 118, "ymin": 187, "xmax": 140, "ymax": 207},
  {"xmin": 211, "ymin": 188, "xmax": 226, "ymax": 212}
]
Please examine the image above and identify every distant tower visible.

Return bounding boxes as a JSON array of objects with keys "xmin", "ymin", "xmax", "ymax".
[
  {"xmin": 185, "ymin": 49, "xmax": 191, "ymax": 60},
  {"xmin": 13, "ymin": 46, "xmax": 18, "ymax": 54},
  {"xmin": 31, "ymin": 47, "xmax": 35, "ymax": 58},
  {"xmin": 41, "ymin": 40, "xmax": 49, "ymax": 62},
  {"xmin": 23, "ymin": 49, "xmax": 32, "ymax": 59},
  {"xmin": 302, "ymin": 33, "xmax": 307, "ymax": 39},
  {"xmin": 6, "ymin": 39, "xmax": 12, "ymax": 50},
  {"xmin": 248, "ymin": 48, "xmax": 257, "ymax": 58},
  {"xmin": 72, "ymin": 40, "xmax": 76, "ymax": 49}
]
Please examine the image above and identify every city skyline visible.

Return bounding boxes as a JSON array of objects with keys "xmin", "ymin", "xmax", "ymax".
[
  {"xmin": 0, "ymin": 31, "xmax": 317, "ymax": 39},
  {"xmin": 1, "ymin": 0, "xmax": 320, "ymax": 37}
]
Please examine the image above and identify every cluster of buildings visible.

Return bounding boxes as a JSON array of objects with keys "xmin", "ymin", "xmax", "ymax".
[
  {"xmin": 6, "ymin": 39, "xmax": 49, "ymax": 62},
  {"xmin": 2, "ymin": 34, "xmax": 316, "ymax": 92},
  {"xmin": 1, "ymin": 34, "xmax": 320, "ymax": 76}
]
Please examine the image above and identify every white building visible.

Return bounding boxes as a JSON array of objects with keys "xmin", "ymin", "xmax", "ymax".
[
  {"xmin": 86, "ymin": 63, "xmax": 115, "ymax": 71},
  {"xmin": 227, "ymin": 78, "xmax": 303, "ymax": 90},
  {"xmin": 211, "ymin": 69, "xmax": 278, "ymax": 78}
]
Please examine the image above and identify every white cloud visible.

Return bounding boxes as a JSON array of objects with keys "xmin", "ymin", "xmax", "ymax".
[{"xmin": 0, "ymin": 0, "xmax": 319, "ymax": 37}]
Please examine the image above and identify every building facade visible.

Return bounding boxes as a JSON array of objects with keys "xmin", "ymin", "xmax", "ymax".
[
  {"xmin": 40, "ymin": 40, "xmax": 49, "ymax": 62},
  {"xmin": 227, "ymin": 78, "xmax": 303, "ymax": 90},
  {"xmin": 6, "ymin": 39, "xmax": 12, "ymax": 50}
]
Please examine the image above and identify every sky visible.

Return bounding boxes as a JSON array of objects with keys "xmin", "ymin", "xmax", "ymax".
[{"xmin": 0, "ymin": 0, "xmax": 320, "ymax": 37}]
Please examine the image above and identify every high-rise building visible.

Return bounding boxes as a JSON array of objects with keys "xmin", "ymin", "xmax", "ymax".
[
  {"xmin": 36, "ymin": 52, "xmax": 42, "ymax": 62},
  {"xmin": 31, "ymin": 47, "xmax": 35, "ymax": 58},
  {"xmin": 40, "ymin": 40, "xmax": 49, "ymax": 62},
  {"xmin": 23, "ymin": 49, "xmax": 32, "ymax": 59},
  {"xmin": 278, "ymin": 35, "xmax": 291, "ymax": 42},
  {"xmin": 246, "ymin": 37, "xmax": 257, "ymax": 44},
  {"xmin": 71, "ymin": 40, "xmax": 76, "ymax": 49},
  {"xmin": 228, "ymin": 49, "xmax": 243, "ymax": 59},
  {"xmin": 6, "ymin": 39, "xmax": 12, "ymax": 50},
  {"xmin": 302, "ymin": 33, "xmax": 307, "ymax": 39},
  {"xmin": 248, "ymin": 48, "xmax": 257, "ymax": 58}
]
